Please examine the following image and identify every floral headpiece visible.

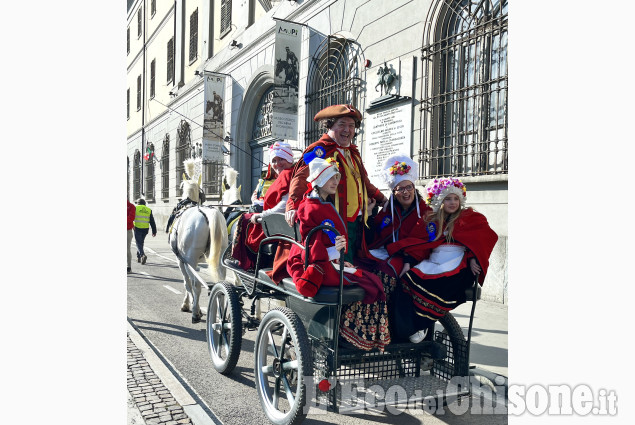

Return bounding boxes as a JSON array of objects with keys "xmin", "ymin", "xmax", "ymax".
[
  {"xmin": 325, "ymin": 157, "xmax": 340, "ymax": 168},
  {"xmin": 389, "ymin": 161, "xmax": 411, "ymax": 176},
  {"xmin": 424, "ymin": 177, "xmax": 467, "ymax": 212}
]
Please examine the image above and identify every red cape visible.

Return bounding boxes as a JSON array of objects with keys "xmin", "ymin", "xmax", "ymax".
[
  {"xmin": 246, "ymin": 168, "xmax": 293, "ymax": 252},
  {"xmin": 387, "ymin": 208, "xmax": 498, "ymax": 284}
]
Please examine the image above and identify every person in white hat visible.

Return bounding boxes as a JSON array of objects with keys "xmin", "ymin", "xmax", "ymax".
[
  {"xmin": 286, "ymin": 157, "xmax": 389, "ymax": 352},
  {"xmin": 386, "ymin": 177, "xmax": 498, "ymax": 343},
  {"xmin": 352, "ymin": 154, "xmax": 433, "ymax": 343},
  {"xmin": 230, "ymin": 141, "xmax": 295, "ymax": 270}
]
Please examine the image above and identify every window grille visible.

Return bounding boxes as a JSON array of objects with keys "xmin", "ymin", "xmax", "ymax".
[
  {"xmin": 137, "ymin": 8, "xmax": 142, "ymax": 38},
  {"xmin": 136, "ymin": 75, "xmax": 141, "ymax": 111},
  {"xmin": 175, "ymin": 120, "xmax": 192, "ymax": 198},
  {"xmin": 127, "ymin": 27, "xmax": 130, "ymax": 54},
  {"xmin": 150, "ymin": 59, "xmax": 156, "ymax": 99},
  {"xmin": 420, "ymin": 0, "xmax": 508, "ymax": 178},
  {"xmin": 257, "ymin": 0, "xmax": 273, "ymax": 12},
  {"xmin": 127, "ymin": 89, "xmax": 130, "ymax": 119},
  {"xmin": 202, "ymin": 160, "xmax": 223, "ymax": 198},
  {"xmin": 189, "ymin": 8, "xmax": 198, "ymax": 63},
  {"xmin": 145, "ymin": 143, "xmax": 155, "ymax": 201},
  {"xmin": 220, "ymin": 0, "xmax": 232, "ymax": 37},
  {"xmin": 305, "ymin": 35, "xmax": 364, "ymax": 148},
  {"xmin": 167, "ymin": 38, "xmax": 174, "ymax": 83},
  {"xmin": 162, "ymin": 134, "xmax": 170, "ymax": 199},
  {"xmin": 151, "ymin": 0, "xmax": 156, "ymax": 17},
  {"xmin": 133, "ymin": 150, "xmax": 141, "ymax": 200}
]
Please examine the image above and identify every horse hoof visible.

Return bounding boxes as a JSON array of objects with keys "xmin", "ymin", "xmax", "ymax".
[
  {"xmin": 192, "ymin": 315, "xmax": 202, "ymax": 324},
  {"xmin": 181, "ymin": 305, "xmax": 191, "ymax": 312}
]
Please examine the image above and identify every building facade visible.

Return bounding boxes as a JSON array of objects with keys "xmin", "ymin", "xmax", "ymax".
[{"xmin": 126, "ymin": 0, "xmax": 508, "ymax": 303}]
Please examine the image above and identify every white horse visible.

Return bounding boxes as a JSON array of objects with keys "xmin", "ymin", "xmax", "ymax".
[{"xmin": 168, "ymin": 159, "xmax": 229, "ymax": 323}]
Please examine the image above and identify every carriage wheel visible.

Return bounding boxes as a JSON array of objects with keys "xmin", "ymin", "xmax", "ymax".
[
  {"xmin": 433, "ymin": 312, "xmax": 470, "ymax": 378},
  {"xmin": 254, "ymin": 307, "xmax": 312, "ymax": 425},
  {"xmin": 206, "ymin": 282, "xmax": 242, "ymax": 375}
]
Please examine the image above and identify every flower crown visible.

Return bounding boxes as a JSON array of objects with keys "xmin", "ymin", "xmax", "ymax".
[
  {"xmin": 325, "ymin": 157, "xmax": 340, "ymax": 168},
  {"xmin": 424, "ymin": 177, "xmax": 467, "ymax": 206},
  {"xmin": 389, "ymin": 161, "xmax": 411, "ymax": 176}
]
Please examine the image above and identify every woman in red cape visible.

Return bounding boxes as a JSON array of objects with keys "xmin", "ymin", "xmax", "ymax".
[
  {"xmin": 355, "ymin": 154, "xmax": 432, "ymax": 343},
  {"xmin": 287, "ymin": 157, "xmax": 388, "ymax": 351},
  {"xmin": 388, "ymin": 177, "xmax": 498, "ymax": 343},
  {"xmin": 230, "ymin": 141, "xmax": 294, "ymax": 270}
]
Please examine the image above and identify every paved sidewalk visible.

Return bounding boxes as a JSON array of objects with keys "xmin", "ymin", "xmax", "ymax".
[{"xmin": 127, "ymin": 333, "xmax": 194, "ymax": 425}]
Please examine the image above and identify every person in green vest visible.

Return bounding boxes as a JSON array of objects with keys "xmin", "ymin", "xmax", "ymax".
[{"xmin": 134, "ymin": 198, "xmax": 157, "ymax": 265}]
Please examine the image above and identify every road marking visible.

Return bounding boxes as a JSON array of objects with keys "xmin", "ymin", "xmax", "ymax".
[
  {"xmin": 145, "ymin": 247, "xmax": 178, "ymax": 264},
  {"xmin": 164, "ymin": 285, "xmax": 181, "ymax": 294},
  {"xmin": 139, "ymin": 271, "xmax": 150, "ymax": 276}
]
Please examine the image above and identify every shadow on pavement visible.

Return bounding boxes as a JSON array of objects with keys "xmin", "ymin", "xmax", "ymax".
[{"xmin": 131, "ymin": 318, "xmax": 207, "ymax": 343}]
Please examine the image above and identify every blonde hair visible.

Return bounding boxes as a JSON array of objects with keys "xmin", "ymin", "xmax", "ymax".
[{"xmin": 425, "ymin": 203, "xmax": 472, "ymax": 242}]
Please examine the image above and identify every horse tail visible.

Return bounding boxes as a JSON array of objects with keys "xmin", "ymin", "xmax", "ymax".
[{"xmin": 206, "ymin": 208, "xmax": 229, "ymax": 282}]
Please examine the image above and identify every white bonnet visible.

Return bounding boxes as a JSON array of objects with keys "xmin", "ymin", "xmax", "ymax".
[
  {"xmin": 307, "ymin": 157, "xmax": 340, "ymax": 188},
  {"xmin": 380, "ymin": 154, "xmax": 418, "ymax": 190}
]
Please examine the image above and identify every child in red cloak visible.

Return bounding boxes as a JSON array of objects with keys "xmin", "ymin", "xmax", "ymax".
[
  {"xmin": 287, "ymin": 157, "xmax": 389, "ymax": 351},
  {"xmin": 230, "ymin": 141, "xmax": 294, "ymax": 270}
]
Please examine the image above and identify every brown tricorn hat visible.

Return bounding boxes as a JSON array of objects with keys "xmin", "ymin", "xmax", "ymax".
[{"xmin": 313, "ymin": 104, "xmax": 362, "ymax": 122}]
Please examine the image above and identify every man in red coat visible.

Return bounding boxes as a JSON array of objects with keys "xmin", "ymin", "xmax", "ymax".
[
  {"xmin": 285, "ymin": 104, "xmax": 388, "ymax": 263},
  {"xmin": 127, "ymin": 199, "xmax": 135, "ymax": 273}
]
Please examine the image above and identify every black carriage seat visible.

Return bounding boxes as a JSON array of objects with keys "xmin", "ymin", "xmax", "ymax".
[{"xmin": 259, "ymin": 214, "xmax": 366, "ymax": 304}]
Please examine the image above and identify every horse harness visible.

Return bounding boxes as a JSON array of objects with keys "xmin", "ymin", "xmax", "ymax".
[{"xmin": 169, "ymin": 204, "xmax": 212, "ymax": 262}]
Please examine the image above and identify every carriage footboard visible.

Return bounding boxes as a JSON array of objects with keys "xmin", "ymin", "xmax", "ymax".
[{"xmin": 309, "ymin": 331, "xmax": 470, "ymax": 412}]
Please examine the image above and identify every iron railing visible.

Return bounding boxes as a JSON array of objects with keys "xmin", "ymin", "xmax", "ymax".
[
  {"xmin": 419, "ymin": 0, "xmax": 508, "ymax": 179},
  {"xmin": 305, "ymin": 35, "xmax": 364, "ymax": 148}
]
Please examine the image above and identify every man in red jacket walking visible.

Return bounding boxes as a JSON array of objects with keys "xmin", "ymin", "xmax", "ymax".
[{"xmin": 127, "ymin": 199, "xmax": 135, "ymax": 273}]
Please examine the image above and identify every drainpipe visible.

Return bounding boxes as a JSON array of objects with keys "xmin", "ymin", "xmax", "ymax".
[{"xmin": 141, "ymin": 0, "xmax": 147, "ymax": 196}]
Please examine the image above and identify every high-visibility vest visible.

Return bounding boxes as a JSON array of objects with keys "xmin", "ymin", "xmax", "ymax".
[{"xmin": 134, "ymin": 205, "xmax": 152, "ymax": 229}]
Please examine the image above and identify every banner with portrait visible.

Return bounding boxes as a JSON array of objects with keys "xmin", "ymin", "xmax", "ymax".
[
  {"xmin": 272, "ymin": 20, "xmax": 302, "ymax": 140},
  {"xmin": 203, "ymin": 72, "xmax": 225, "ymax": 162}
]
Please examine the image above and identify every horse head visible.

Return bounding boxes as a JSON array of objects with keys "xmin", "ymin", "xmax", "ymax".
[
  {"xmin": 181, "ymin": 158, "xmax": 203, "ymax": 202},
  {"xmin": 275, "ymin": 59, "xmax": 285, "ymax": 77}
]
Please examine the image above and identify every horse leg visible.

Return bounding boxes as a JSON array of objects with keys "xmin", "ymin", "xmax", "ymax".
[
  {"xmin": 190, "ymin": 278, "xmax": 203, "ymax": 324},
  {"xmin": 182, "ymin": 262, "xmax": 203, "ymax": 323},
  {"xmin": 178, "ymin": 261, "xmax": 192, "ymax": 312}
]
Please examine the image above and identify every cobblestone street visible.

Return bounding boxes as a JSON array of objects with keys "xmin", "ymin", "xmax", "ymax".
[{"xmin": 127, "ymin": 334, "xmax": 193, "ymax": 425}]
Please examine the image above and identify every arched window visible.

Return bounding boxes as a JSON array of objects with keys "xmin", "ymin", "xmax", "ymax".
[
  {"xmin": 133, "ymin": 150, "xmax": 141, "ymax": 200},
  {"xmin": 249, "ymin": 85, "xmax": 276, "ymax": 192},
  {"xmin": 175, "ymin": 120, "xmax": 192, "ymax": 198},
  {"xmin": 305, "ymin": 34, "xmax": 364, "ymax": 147},
  {"xmin": 145, "ymin": 142, "xmax": 155, "ymax": 201},
  {"xmin": 420, "ymin": 0, "xmax": 508, "ymax": 178},
  {"xmin": 161, "ymin": 134, "xmax": 170, "ymax": 199}
]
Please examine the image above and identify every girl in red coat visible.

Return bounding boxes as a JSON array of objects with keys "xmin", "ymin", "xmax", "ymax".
[
  {"xmin": 387, "ymin": 177, "xmax": 498, "ymax": 343},
  {"xmin": 230, "ymin": 141, "xmax": 295, "ymax": 270},
  {"xmin": 287, "ymin": 157, "xmax": 387, "ymax": 351}
]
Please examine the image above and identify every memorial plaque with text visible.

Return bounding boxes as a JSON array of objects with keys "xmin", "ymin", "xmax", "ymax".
[{"xmin": 364, "ymin": 102, "xmax": 412, "ymax": 190}]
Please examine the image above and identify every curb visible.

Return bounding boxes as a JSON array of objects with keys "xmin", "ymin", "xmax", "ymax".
[{"xmin": 127, "ymin": 321, "xmax": 222, "ymax": 425}]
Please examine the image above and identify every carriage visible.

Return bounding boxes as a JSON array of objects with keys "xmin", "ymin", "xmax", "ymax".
[{"xmin": 202, "ymin": 211, "xmax": 481, "ymax": 425}]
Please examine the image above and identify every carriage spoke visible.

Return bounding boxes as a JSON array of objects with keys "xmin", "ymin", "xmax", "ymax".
[
  {"xmin": 215, "ymin": 297, "xmax": 226, "ymax": 322},
  {"xmin": 281, "ymin": 360, "xmax": 299, "ymax": 371},
  {"xmin": 279, "ymin": 327, "xmax": 289, "ymax": 360},
  {"xmin": 261, "ymin": 365, "xmax": 275, "ymax": 375},
  {"xmin": 267, "ymin": 330, "xmax": 280, "ymax": 357},
  {"xmin": 272, "ymin": 376, "xmax": 281, "ymax": 409},
  {"xmin": 222, "ymin": 331, "xmax": 231, "ymax": 355},
  {"xmin": 280, "ymin": 374, "xmax": 296, "ymax": 404}
]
